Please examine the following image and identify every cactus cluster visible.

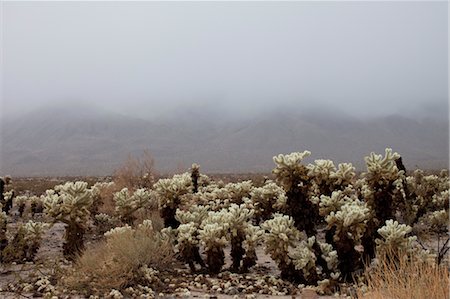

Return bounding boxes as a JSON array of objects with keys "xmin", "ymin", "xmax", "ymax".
[
  {"xmin": 43, "ymin": 181, "xmax": 94, "ymax": 259},
  {"xmin": 113, "ymin": 188, "xmax": 157, "ymax": 225}
]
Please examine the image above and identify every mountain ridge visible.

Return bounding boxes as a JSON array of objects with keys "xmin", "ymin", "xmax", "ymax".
[{"xmin": 1, "ymin": 105, "xmax": 448, "ymax": 176}]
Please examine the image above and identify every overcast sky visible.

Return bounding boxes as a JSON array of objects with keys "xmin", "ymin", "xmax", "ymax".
[{"xmin": 1, "ymin": 1, "xmax": 448, "ymax": 120}]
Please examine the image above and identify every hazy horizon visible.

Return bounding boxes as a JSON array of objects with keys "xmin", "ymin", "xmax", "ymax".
[{"xmin": 1, "ymin": 1, "xmax": 448, "ymax": 175}]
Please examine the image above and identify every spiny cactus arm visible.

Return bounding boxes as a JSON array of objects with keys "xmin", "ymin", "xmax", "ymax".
[
  {"xmin": 272, "ymin": 151, "xmax": 311, "ymax": 190},
  {"xmin": 289, "ymin": 237, "xmax": 317, "ymax": 279},
  {"xmin": 262, "ymin": 214, "xmax": 301, "ymax": 264},
  {"xmin": 325, "ymin": 200, "xmax": 370, "ymax": 243},
  {"xmin": 330, "ymin": 163, "xmax": 356, "ymax": 185},
  {"xmin": 364, "ymin": 148, "xmax": 403, "ymax": 182},
  {"xmin": 307, "ymin": 159, "xmax": 336, "ymax": 183}
]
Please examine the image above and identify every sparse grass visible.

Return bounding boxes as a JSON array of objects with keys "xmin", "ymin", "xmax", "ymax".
[
  {"xmin": 63, "ymin": 216, "xmax": 174, "ymax": 295},
  {"xmin": 96, "ymin": 181, "xmax": 122, "ymax": 216},
  {"xmin": 358, "ymin": 250, "xmax": 449, "ymax": 299},
  {"xmin": 113, "ymin": 149, "xmax": 156, "ymax": 190}
]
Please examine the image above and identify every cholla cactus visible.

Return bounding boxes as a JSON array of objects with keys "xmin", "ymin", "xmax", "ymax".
[
  {"xmin": 175, "ymin": 222, "xmax": 204, "ymax": 271},
  {"xmin": 361, "ymin": 149, "xmax": 406, "ymax": 259},
  {"xmin": 174, "ymin": 205, "xmax": 208, "ymax": 271},
  {"xmin": 330, "ymin": 163, "xmax": 356, "ymax": 186},
  {"xmin": 2, "ymin": 220, "xmax": 49, "ymax": 262},
  {"xmin": 0, "ymin": 211, "xmax": 7, "ymax": 258},
  {"xmin": 375, "ymin": 220, "xmax": 417, "ymax": 257},
  {"xmin": 43, "ymin": 181, "xmax": 93, "ymax": 259},
  {"xmin": 104, "ymin": 224, "xmax": 133, "ymax": 238},
  {"xmin": 15, "ymin": 195, "xmax": 28, "ymax": 217},
  {"xmin": 250, "ymin": 181, "xmax": 287, "ymax": 223},
  {"xmin": 94, "ymin": 213, "xmax": 118, "ymax": 234},
  {"xmin": 2, "ymin": 190, "xmax": 15, "ymax": 215},
  {"xmin": 290, "ymin": 236, "xmax": 319, "ymax": 283},
  {"xmin": 30, "ymin": 196, "xmax": 44, "ymax": 216},
  {"xmin": 273, "ymin": 151, "xmax": 319, "ymax": 235},
  {"xmin": 404, "ymin": 171, "xmax": 449, "ymax": 225},
  {"xmin": 262, "ymin": 214, "xmax": 301, "ymax": 279},
  {"xmin": 273, "ymin": 151, "xmax": 311, "ymax": 191},
  {"xmin": 375, "ymin": 220, "xmax": 436, "ymax": 264},
  {"xmin": 307, "ymin": 159, "xmax": 336, "ymax": 196},
  {"xmin": 224, "ymin": 181, "xmax": 254, "ymax": 204},
  {"xmin": 242, "ymin": 224, "xmax": 264, "ymax": 271},
  {"xmin": 197, "ymin": 210, "xmax": 231, "ymax": 273},
  {"xmin": 113, "ymin": 188, "xmax": 157, "ymax": 225},
  {"xmin": 154, "ymin": 173, "xmax": 192, "ymax": 228},
  {"xmin": 363, "ymin": 148, "xmax": 405, "ymax": 220},
  {"xmin": 325, "ymin": 199, "xmax": 370, "ymax": 278},
  {"xmin": 364, "ymin": 148, "xmax": 402, "ymax": 182},
  {"xmin": 191, "ymin": 163, "xmax": 200, "ymax": 193},
  {"xmin": 316, "ymin": 189, "xmax": 355, "ymax": 217},
  {"xmin": 175, "ymin": 205, "xmax": 209, "ymax": 225},
  {"xmin": 325, "ymin": 200, "xmax": 370, "ymax": 244},
  {"xmin": 223, "ymin": 204, "xmax": 255, "ymax": 272}
]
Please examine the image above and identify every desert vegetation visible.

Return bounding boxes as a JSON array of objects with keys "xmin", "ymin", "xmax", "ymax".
[{"xmin": 0, "ymin": 148, "xmax": 448, "ymax": 298}]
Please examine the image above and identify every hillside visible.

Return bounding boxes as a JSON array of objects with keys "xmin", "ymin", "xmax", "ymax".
[{"xmin": 0, "ymin": 105, "xmax": 448, "ymax": 176}]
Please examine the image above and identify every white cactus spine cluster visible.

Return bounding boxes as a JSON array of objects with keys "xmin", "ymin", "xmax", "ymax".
[
  {"xmin": 375, "ymin": 220, "xmax": 416, "ymax": 254},
  {"xmin": 250, "ymin": 181, "xmax": 287, "ymax": 219},
  {"xmin": 43, "ymin": 181, "xmax": 93, "ymax": 228},
  {"xmin": 330, "ymin": 163, "xmax": 356, "ymax": 186},
  {"xmin": 154, "ymin": 173, "xmax": 192, "ymax": 209},
  {"xmin": 262, "ymin": 214, "xmax": 301, "ymax": 265},
  {"xmin": 22, "ymin": 220, "xmax": 49, "ymax": 243},
  {"xmin": 364, "ymin": 148, "xmax": 403, "ymax": 183},
  {"xmin": 325, "ymin": 199, "xmax": 370, "ymax": 243},
  {"xmin": 289, "ymin": 236, "xmax": 317, "ymax": 279},
  {"xmin": 113, "ymin": 188, "xmax": 157, "ymax": 223},
  {"xmin": 272, "ymin": 151, "xmax": 311, "ymax": 190}
]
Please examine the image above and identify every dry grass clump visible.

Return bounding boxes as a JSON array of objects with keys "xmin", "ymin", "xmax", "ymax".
[
  {"xmin": 114, "ymin": 150, "xmax": 156, "ymax": 190},
  {"xmin": 64, "ymin": 218, "xmax": 174, "ymax": 295},
  {"xmin": 359, "ymin": 250, "xmax": 449, "ymax": 299}
]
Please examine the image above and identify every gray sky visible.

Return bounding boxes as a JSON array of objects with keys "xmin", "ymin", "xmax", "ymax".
[{"xmin": 1, "ymin": 1, "xmax": 448, "ymax": 120}]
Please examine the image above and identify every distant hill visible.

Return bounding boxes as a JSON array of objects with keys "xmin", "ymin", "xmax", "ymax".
[{"xmin": 1, "ymin": 104, "xmax": 448, "ymax": 176}]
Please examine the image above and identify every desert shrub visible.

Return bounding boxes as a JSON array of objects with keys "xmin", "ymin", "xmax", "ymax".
[
  {"xmin": 64, "ymin": 219, "xmax": 174, "ymax": 296},
  {"xmin": 359, "ymin": 249, "xmax": 449, "ymax": 299},
  {"xmin": 113, "ymin": 150, "xmax": 156, "ymax": 190},
  {"xmin": 43, "ymin": 181, "xmax": 93, "ymax": 259},
  {"xmin": 90, "ymin": 181, "xmax": 113, "ymax": 215}
]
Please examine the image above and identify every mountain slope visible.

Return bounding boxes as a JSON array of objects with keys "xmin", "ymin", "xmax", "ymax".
[{"xmin": 1, "ymin": 105, "xmax": 448, "ymax": 176}]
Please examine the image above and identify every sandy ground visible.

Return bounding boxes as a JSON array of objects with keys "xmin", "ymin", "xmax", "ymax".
[{"xmin": 0, "ymin": 216, "xmax": 344, "ymax": 299}]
